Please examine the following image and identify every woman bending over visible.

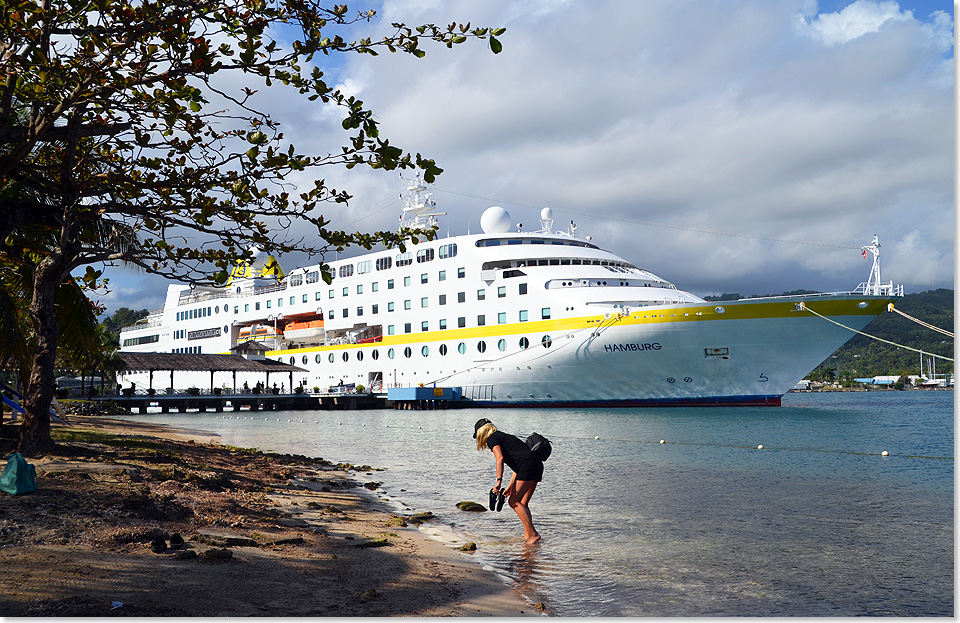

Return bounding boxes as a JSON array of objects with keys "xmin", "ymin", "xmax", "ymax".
[{"xmin": 473, "ymin": 418, "xmax": 543, "ymax": 545}]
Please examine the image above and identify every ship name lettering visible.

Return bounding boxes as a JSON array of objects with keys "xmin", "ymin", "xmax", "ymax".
[{"xmin": 603, "ymin": 342, "xmax": 661, "ymax": 353}]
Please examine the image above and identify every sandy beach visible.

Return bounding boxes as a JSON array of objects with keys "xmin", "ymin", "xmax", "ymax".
[{"xmin": 0, "ymin": 415, "xmax": 536, "ymax": 617}]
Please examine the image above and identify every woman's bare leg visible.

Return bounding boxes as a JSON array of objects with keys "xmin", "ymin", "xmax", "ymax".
[{"xmin": 507, "ymin": 480, "xmax": 540, "ymax": 545}]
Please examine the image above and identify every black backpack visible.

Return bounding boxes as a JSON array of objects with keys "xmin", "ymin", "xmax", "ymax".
[{"xmin": 525, "ymin": 432, "xmax": 552, "ymax": 462}]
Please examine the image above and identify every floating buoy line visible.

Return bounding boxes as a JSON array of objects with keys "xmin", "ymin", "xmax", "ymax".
[{"xmin": 210, "ymin": 415, "xmax": 952, "ymax": 461}]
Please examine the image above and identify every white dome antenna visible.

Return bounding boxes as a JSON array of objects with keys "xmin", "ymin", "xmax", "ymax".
[{"xmin": 480, "ymin": 207, "xmax": 512, "ymax": 233}]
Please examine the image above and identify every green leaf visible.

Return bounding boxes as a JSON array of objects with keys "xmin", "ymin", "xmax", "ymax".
[{"xmin": 489, "ymin": 36, "xmax": 502, "ymax": 54}]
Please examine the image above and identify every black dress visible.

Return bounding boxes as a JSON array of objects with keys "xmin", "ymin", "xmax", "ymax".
[{"xmin": 486, "ymin": 430, "xmax": 544, "ymax": 482}]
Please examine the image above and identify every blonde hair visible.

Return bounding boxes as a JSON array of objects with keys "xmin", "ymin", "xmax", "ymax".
[{"xmin": 475, "ymin": 422, "xmax": 497, "ymax": 451}]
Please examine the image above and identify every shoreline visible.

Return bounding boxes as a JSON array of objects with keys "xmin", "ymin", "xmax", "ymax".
[{"xmin": 0, "ymin": 416, "xmax": 536, "ymax": 617}]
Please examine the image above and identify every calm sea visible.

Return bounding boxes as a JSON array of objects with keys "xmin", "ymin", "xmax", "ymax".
[{"xmin": 121, "ymin": 390, "xmax": 954, "ymax": 616}]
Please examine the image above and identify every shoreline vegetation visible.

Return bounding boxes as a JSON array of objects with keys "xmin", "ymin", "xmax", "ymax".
[{"xmin": 0, "ymin": 416, "xmax": 535, "ymax": 617}]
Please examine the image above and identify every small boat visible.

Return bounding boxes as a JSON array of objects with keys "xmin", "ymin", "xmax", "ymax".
[
  {"xmin": 238, "ymin": 324, "xmax": 279, "ymax": 341},
  {"xmin": 283, "ymin": 319, "xmax": 325, "ymax": 340}
]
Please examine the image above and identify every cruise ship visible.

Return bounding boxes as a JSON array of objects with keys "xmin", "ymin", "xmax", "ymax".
[{"xmin": 118, "ymin": 177, "xmax": 902, "ymax": 406}]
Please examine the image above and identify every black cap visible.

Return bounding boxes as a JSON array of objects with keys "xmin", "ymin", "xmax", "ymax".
[{"xmin": 473, "ymin": 418, "xmax": 492, "ymax": 438}]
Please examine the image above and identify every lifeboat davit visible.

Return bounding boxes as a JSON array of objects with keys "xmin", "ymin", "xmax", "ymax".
[{"xmin": 283, "ymin": 319, "xmax": 325, "ymax": 340}]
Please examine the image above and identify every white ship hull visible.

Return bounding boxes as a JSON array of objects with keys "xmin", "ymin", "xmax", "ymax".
[{"xmin": 118, "ymin": 184, "xmax": 898, "ymax": 405}]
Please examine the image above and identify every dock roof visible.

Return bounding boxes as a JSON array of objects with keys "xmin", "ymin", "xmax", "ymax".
[{"xmin": 116, "ymin": 352, "xmax": 306, "ymax": 373}]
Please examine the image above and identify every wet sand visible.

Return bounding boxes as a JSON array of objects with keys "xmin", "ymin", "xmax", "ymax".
[{"xmin": 0, "ymin": 416, "xmax": 536, "ymax": 617}]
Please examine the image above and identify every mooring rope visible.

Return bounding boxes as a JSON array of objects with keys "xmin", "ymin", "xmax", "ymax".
[
  {"xmin": 801, "ymin": 304, "xmax": 954, "ymax": 362},
  {"xmin": 887, "ymin": 305, "xmax": 954, "ymax": 338}
]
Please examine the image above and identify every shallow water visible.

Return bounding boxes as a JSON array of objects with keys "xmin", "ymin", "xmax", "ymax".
[{"xmin": 122, "ymin": 390, "xmax": 954, "ymax": 616}]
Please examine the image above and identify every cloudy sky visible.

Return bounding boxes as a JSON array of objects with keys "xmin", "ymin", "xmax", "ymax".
[{"xmin": 97, "ymin": 0, "xmax": 954, "ymax": 316}]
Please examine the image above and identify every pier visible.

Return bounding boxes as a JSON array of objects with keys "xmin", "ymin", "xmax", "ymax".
[{"xmin": 102, "ymin": 392, "xmax": 388, "ymax": 413}]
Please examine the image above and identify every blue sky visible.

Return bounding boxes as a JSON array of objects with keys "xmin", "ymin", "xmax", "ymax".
[{"xmin": 94, "ymin": 0, "xmax": 954, "ymax": 317}]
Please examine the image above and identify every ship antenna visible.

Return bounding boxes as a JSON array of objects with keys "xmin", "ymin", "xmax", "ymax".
[{"xmin": 858, "ymin": 234, "xmax": 902, "ymax": 296}]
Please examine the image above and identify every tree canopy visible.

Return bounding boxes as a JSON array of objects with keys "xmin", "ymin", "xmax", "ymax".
[{"xmin": 0, "ymin": 0, "xmax": 504, "ymax": 454}]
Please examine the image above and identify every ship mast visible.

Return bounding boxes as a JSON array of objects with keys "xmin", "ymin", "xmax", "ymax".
[
  {"xmin": 858, "ymin": 234, "xmax": 902, "ymax": 296},
  {"xmin": 398, "ymin": 172, "xmax": 445, "ymax": 230}
]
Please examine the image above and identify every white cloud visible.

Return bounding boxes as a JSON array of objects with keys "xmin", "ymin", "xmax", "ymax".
[{"xmin": 803, "ymin": 0, "xmax": 912, "ymax": 46}]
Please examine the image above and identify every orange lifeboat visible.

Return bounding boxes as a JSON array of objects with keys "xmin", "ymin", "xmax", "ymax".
[{"xmin": 238, "ymin": 324, "xmax": 279, "ymax": 342}]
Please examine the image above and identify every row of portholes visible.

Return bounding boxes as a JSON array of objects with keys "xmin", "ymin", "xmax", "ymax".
[{"xmin": 290, "ymin": 335, "xmax": 553, "ymax": 366}]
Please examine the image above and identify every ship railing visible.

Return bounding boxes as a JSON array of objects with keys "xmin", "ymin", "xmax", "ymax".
[
  {"xmin": 461, "ymin": 384, "xmax": 494, "ymax": 401},
  {"xmin": 853, "ymin": 281, "xmax": 903, "ymax": 297}
]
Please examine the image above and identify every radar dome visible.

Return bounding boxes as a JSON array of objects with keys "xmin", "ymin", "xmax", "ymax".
[
  {"xmin": 540, "ymin": 207, "xmax": 553, "ymax": 221},
  {"xmin": 480, "ymin": 206, "xmax": 512, "ymax": 234}
]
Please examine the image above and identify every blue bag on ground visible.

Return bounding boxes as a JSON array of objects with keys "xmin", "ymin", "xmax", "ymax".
[{"xmin": 0, "ymin": 452, "xmax": 38, "ymax": 495}]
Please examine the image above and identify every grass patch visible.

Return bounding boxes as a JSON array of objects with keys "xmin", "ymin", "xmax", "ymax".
[{"xmin": 52, "ymin": 429, "xmax": 165, "ymax": 451}]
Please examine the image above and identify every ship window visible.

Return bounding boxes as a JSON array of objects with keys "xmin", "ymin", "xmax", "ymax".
[
  {"xmin": 376, "ymin": 257, "xmax": 392, "ymax": 271},
  {"xmin": 234, "ymin": 306, "xmax": 238, "ymax": 313},
  {"xmin": 244, "ymin": 304, "xmax": 249, "ymax": 312},
  {"xmin": 458, "ymin": 317, "xmax": 465, "ymax": 328},
  {"xmin": 439, "ymin": 294, "xmax": 446, "ymax": 305},
  {"xmin": 478, "ymin": 341, "xmax": 486, "ymax": 353},
  {"xmin": 477, "ymin": 314, "xmax": 485, "ymax": 326},
  {"xmin": 416, "ymin": 248, "xmax": 434, "ymax": 263},
  {"xmin": 458, "ymin": 292, "xmax": 465, "ymax": 303},
  {"xmin": 387, "ymin": 302, "xmax": 395, "ymax": 312},
  {"xmin": 498, "ymin": 286, "xmax": 506, "ymax": 298},
  {"xmin": 458, "ymin": 342, "xmax": 466, "ymax": 354},
  {"xmin": 277, "ymin": 298, "xmax": 282, "ymax": 307},
  {"xmin": 339, "ymin": 264, "xmax": 354, "ymax": 278},
  {"xmin": 498, "ymin": 339, "xmax": 506, "ymax": 351},
  {"xmin": 342, "ymin": 352, "xmax": 349, "ymax": 362},
  {"xmin": 438, "ymin": 270, "xmax": 446, "ymax": 281},
  {"xmin": 404, "ymin": 276, "xmax": 411, "ymax": 287},
  {"xmin": 396, "ymin": 252, "xmax": 413, "ymax": 267},
  {"xmin": 439, "ymin": 319, "xmax": 447, "ymax": 330},
  {"xmin": 302, "ymin": 355, "xmax": 308, "ymax": 365},
  {"xmin": 289, "ymin": 296, "xmax": 295, "ymax": 305},
  {"xmin": 342, "ymin": 308, "xmax": 348, "ymax": 318},
  {"xmin": 421, "ymin": 297, "xmax": 428, "ymax": 308},
  {"xmin": 329, "ymin": 353, "xmax": 335, "ymax": 363},
  {"xmin": 357, "ymin": 306, "xmax": 363, "ymax": 316},
  {"xmin": 439, "ymin": 243, "xmax": 457, "ymax": 259},
  {"xmin": 421, "ymin": 345, "xmax": 429, "ymax": 357},
  {"xmin": 329, "ymin": 289, "xmax": 334, "ymax": 298},
  {"xmin": 306, "ymin": 271, "xmax": 319, "ymax": 284},
  {"xmin": 256, "ymin": 302, "xmax": 261, "ymax": 310},
  {"xmin": 542, "ymin": 335, "xmax": 553, "ymax": 348},
  {"xmin": 519, "ymin": 310, "xmax": 528, "ymax": 322},
  {"xmin": 404, "ymin": 323, "xmax": 411, "ymax": 333},
  {"xmin": 357, "ymin": 284, "xmax": 363, "ymax": 294},
  {"xmin": 289, "ymin": 356, "xmax": 295, "ymax": 365},
  {"xmin": 315, "ymin": 292, "xmax": 321, "ymax": 301},
  {"xmin": 404, "ymin": 347, "xmax": 412, "ymax": 358},
  {"xmin": 214, "ymin": 306, "xmax": 219, "ymax": 314},
  {"xmin": 440, "ymin": 344, "xmax": 448, "ymax": 355},
  {"xmin": 372, "ymin": 282, "xmax": 379, "ymax": 292},
  {"xmin": 342, "ymin": 287, "xmax": 348, "ymax": 296},
  {"xmin": 387, "ymin": 279, "xmax": 394, "ymax": 289},
  {"xmin": 372, "ymin": 304, "xmax": 379, "ymax": 314},
  {"xmin": 388, "ymin": 325, "xmax": 394, "ymax": 335},
  {"xmin": 458, "ymin": 267, "xmax": 465, "ymax": 278},
  {"xmin": 388, "ymin": 348, "xmax": 395, "ymax": 359},
  {"xmin": 519, "ymin": 283, "xmax": 527, "ymax": 295},
  {"xmin": 520, "ymin": 337, "xmax": 529, "ymax": 349},
  {"xmin": 372, "ymin": 349, "xmax": 379, "ymax": 360},
  {"xmin": 315, "ymin": 354, "xmax": 322, "ymax": 363},
  {"xmin": 328, "ymin": 310, "xmax": 334, "ymax": 319},
  {"xmin": 498, "ymin": 312, "xmax": 506, "ymax": 324},
  {"xmin": 477, "ymin": 289, "xmax": 485, "ymax": 301},
  {"xmin": 421, "ymin": 273, "xmax": 428, "ymax": 284},
  {"xmin": 290, "ymin": 274, "xmax": 303, "ymax": 287},
  {"xmin": 404, "ymin": 300, "xmax": 411, "ymax": 310},
  {"xmin": 421, "ymin": 321, "xmax": 428, "ymax": 331},
  {"xmin": 357, "ymin": 350, "xmax": 363, "ymax": 362},
  {"xmin": 357, "ymin": 260, "xmax": 372, "ymax": 274},
  {"xmin": 542, "ymin": 307, "xmax": 551, "ymax": 319},
  {"xmin": 302, "ymin": 294, "xmax": 308, "ymax": 303}
]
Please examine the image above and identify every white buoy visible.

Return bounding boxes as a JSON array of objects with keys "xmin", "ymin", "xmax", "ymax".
[
  {"xmin": 595, "ymin": 436, "xmax": 600, "ymax": 440},
  {"xmin": 659, "ymin": 440, "xmax": 665, "ymax": 444},
  {"xmin": 385, "ymin": 424, "xmax": 389, "ymax": 428},
  {"xmin": 881, "ymin": 450, "xmax": 889, "ymax": 457},
  {"xmin": 757, "ymin": 444, "xmax": 764, "ymax": 450}
]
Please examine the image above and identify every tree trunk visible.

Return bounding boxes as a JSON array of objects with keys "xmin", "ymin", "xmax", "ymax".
[{"xmin": 18, "ymin": 254, "xmax": 66, "ymax": 457}]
